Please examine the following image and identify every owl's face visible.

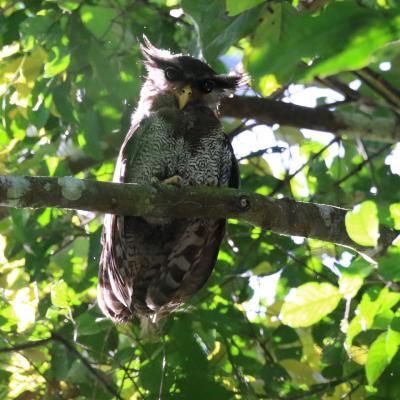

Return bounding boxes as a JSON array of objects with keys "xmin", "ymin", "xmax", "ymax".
[{"xmin": 140, "ymin": 37, "xmax": 242, "ymax": 111}]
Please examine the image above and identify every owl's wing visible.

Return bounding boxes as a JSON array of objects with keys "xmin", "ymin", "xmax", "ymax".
[
  {"xmin": 225, "ymin": 134, "xmax": 240, "ymax": 189},
  {"xmin": 98, "ymin": 117, "xmax": 155, "ymax": 322}
]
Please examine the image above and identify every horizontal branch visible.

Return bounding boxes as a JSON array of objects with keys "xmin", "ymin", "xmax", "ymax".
[
  {"xmin": 0, "ymin": 175, "xmax": 397, "ymax": 258},
  {"xmin": 220, "ymin": 96, "xmax": 400, "ymax": 143}
]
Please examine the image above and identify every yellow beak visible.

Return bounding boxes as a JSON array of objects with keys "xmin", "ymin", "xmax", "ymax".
[{"xmin": 178, "ymin": 84, "xmax": 192, "ymax": 109}]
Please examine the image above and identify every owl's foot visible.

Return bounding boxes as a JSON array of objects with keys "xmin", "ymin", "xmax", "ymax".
[{"xmin": 162, "ymin": 175, "xmax": 183, "ymax": 187}]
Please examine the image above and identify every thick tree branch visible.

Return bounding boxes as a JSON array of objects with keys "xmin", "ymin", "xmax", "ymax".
[
  {"xmin": 220, "ymin": 96, "xmax": 400, "ymax": 143},
  {"xmin": 0, "ymin": 175, "xmax": 397, "ymax": 258}
]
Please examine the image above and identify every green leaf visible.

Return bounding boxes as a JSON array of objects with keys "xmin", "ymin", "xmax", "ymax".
[
  {"xmin": 247, "ymin": 2, "xmax": 400, "ymax": 84},
  {"xmin": 390, "ymin": 203, "xmax": 400, "ymax": 230},
  {"xmin": 51, "ymin": 280, "xmax": 70, "ymax": 309},
  {"xmin": 76, "ymin": 311, "xmax": 112, "ymax": 336},
  {"xmin": 366, "ymin": 329, "xmax": 400, "ymax": 385},
  {"xmin": 56, "ymin": 0, "xmax": 82, "ymax": 12},
  {"xmin": 44, "ymin": 45, "xmax": 70, "ymax": 77},
  {"xmin": 339, "ymin": 274, "xmax": 364, "ymax": 299},
  {"xmin": 80, "ymin": 5, "xmax": 118, "ymax": 39},
  {"xmin": 379, "ymin": 250, "xmax": 400, "ymax": 282},
  {"xmin": 346, "ymin": 288, "xmax": 400, "ymax": 348},
  {"xmin": 337, "ymin": 258, "xmax": 374, "ymax": 278},
  {"xmin": 280, "ymin": 282, "xmax": 342, "ymax": 327},
  {"xmin": 345, "ymin": 200, "xmax": 379, "ymax": 247},
  {"xmin": 226, "ymin": 0, "xmax": 264, "ymax": 16},
  {"xmin": 182, "ymin": 0, "xmax": 262, "ymax": 62}
]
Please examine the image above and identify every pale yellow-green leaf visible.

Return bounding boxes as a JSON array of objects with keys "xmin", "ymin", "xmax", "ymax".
[
  {"xmin": 280, "ymin": 282, "xmax": 342, "ymax": 327},
  {"xmin": 51, "ymin": 280, "xmax": 70, "ymax": 308},
  {"xmin": 8, "ymin": 283, "xmax": 38, "ymax": 332},
  {"xmin": 349, "ymin": 345, "xmax": 368, "ymax": 365},
  {"xmin": 297, "ymin": 328, "xmax": 322, "ymax": 370},
  {"xmin": 280, "ymin": 359, "xmax": 326, "ymax": 385},
  {"xmin": 259, "ymin": 74, "xmax": 281, "ymax": 96},
  {"xmin": 252, "ymin": 261, "xmax": 275, "ymax": 276},
  {"xmin": 345, "ymin": 201, "xmax": 379, "ymax": 247},
  {"xmin": 390, "ymin": 203, "xmax": 400, "ymax": 230},
  {"xmin": 339, "ymin": 274, "xmax": 364, "ymax": 299},
  {"xmin": 0, "ymin": 42, "xmax": 20, "ymax": 60}
]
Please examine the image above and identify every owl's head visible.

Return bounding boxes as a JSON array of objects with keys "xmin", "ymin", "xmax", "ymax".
[{"xmin": 139, "ymin": 37, "xmax": 243, "ymax": 112}]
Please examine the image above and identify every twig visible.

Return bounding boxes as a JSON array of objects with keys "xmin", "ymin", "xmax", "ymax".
[
  {"xmin": 158, "ymin": 339, "xmax": 167, "ymax": 400},
  {"xmin": 354, "ymin": 68, "xmax": 400, "ymax": 113},
  {"xmin": 269, "ymin": 136, "xmax": 340, "ymax": 196},
  {"xmin": 0, "ymin": 333, "xmax": 122, "ymax": 399},
  {"xmin": 0, "ymin": 338, "xmax": 52, "ymax": 353},
  {"xmin": 51, "ymin": 332, "xmax": 123, "ymax": 400},
  {"xmin": 335, "ymin": 143, "xmax": 392, "ymax": 187},
  {"xmin": 282, "ymin": 370, "xmax": 363, "ymax": 400}
]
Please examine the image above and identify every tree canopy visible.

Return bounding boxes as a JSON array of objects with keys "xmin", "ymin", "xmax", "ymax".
[{"xmin": 0, "ymin": 0, "xmax": 400, "ymax": 399}]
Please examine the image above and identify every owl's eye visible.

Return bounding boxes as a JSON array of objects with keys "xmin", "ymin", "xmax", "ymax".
[
  {"xmin": 199, "ymin": 80, "xmax": 215, "ymax": 94},
  {"xmin": 164, "ymin": 67, "xmax": 181, "ymax": 81}
]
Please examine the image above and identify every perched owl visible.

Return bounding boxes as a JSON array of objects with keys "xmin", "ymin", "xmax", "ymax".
[{"xmin": 98, "ymin": 38, "xmax": 241, "ymax": 325}]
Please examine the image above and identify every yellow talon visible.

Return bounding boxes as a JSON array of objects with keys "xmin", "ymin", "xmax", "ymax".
[{"xmin": 162, "ymin": 175, "xmax": 183, "ymax": 187}]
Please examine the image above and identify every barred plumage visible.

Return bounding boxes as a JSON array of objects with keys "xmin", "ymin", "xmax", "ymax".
[{"xmin": 98, "ymin": 38, "xmax": 240, "ymax": 326}]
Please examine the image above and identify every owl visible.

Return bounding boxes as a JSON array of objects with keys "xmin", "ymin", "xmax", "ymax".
[{"xmin": 98, "ymin": 38, "xmax": 240, "ymax": 324}]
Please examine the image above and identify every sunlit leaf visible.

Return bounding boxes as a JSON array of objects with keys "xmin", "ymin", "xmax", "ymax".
[
  {"xmin": 390, "ymin": 203, "xmax": 400, "ymax": 230},
  {"xmin": 345, "ymin": 200, "xmax": 380, "ymax": 247},
  {"xmin": 280, "ymin": 282, "xmax": 342, "ymax": 327},
  {"xmin": 51, "ymin": 280, "xmax": 71, "ymax": 309},
  {"xmin": 226, "ymin": 0, "xmax": 264, "ymax": 16}
]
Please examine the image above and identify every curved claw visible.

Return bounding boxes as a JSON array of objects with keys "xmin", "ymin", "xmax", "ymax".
[{"xmin": 162, "ymin": 175, "xmax": 183, "ymax": 187}]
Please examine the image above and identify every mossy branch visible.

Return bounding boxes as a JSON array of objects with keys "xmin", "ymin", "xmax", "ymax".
[{"xmin": 0, "ymin": 175, "xmax": 397, "ymax": 259}]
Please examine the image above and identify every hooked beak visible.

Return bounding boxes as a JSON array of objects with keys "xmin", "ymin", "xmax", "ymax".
[{"xmin": 177, "ymin": 84, "xmax": 192, "ymax": 109}]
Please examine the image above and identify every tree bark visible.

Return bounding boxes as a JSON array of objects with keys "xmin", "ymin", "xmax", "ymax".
[
  {"xmin": 0, "ymin": 175, "xmax": 397, "ymax": 259},
  {"xmin": 220, "ymin": 96, "xmax": 400, "ymax": 143}
]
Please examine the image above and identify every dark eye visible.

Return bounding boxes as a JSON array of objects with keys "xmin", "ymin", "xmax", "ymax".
[
  {"xmin": 165, "ymin": 67, "xmax": 181, "ymax": 81},
  {"xmin": 199, "ymin": 80, "xmax": 215, "ymax": 93}
]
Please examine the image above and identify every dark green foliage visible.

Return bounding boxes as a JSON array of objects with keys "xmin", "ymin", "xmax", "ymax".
[{"xmin": 0, "ymin": 0, "xmax": 400, "ymax": 399}]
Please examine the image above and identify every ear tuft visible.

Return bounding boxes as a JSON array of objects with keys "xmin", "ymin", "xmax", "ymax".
[
  {"xmin": 140, "ymin": 35, "xmax": 173, "ymax": 70},
  {"xmin": 214, "ymin": 73, "xmax": 249, "ymax": 91}
]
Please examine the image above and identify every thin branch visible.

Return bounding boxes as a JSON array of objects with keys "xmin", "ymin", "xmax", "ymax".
[
  {"xmin": 0, "ymin": 333, "xmax": 122, "ymax": 400},
  {"xmin": 51, "ymin": 332, "xmax": 122, "ymax": 400},
  {"xmin": 0, "ymin": 175, "xmax": 397, "ymax": 259},
  {"xmin": 335, "ymin": 143, "xmax": 392, "ymax": 187},
  {"xmin": 315, "ymin": 76, "xmax": 361, "ymax": 102},
  {"xmin": 282, "ymin": 370, "xmax": 363, "ymax": 400},
  {"xmin": 269, "ymin": 136, "xmax": 339, "ymax": 196},
  {"xmin": 353, "ymin": 68, "xmax": 400, "ymax": 113},
  {"xmin": 0, "ymin": 338, "xmax": 52, "ymax": 353}
]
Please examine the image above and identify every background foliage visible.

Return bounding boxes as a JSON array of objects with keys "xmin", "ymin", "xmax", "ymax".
[{"xmin": 0, "ymin": 0, "xmax": 400, "ymax": 399}]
